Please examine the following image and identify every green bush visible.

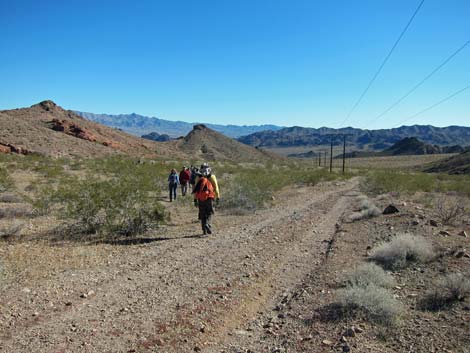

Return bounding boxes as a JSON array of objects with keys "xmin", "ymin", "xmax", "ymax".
[
  {"xmin": 34, "ymin": 157, "xmax": 167, "ymax": 237},
  {"xmin": 369, "ymin": 233, "xmax": 434, "ymax": 270},
  {"xmin": 0, "ymin": 167, "xmax": 14, "ymax": 192},
  {"xmin": 366, "ymin": 170, "xmax": 470, "ymax": 196}
]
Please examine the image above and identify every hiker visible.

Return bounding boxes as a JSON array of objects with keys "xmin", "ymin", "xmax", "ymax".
[
  {"xmin": 189, "ymin": 165, "xmax": 199, "ymax": 191},
  {"xmin": 193, "ymin": 167, "xmax": 216, "ymax": 235},
  {"xmin": 168, "ymin": 168, "xmax": 179, "ymax": 202},
  {"xmin": 179, "ymin": 166, "xmax": 191, "ymax": 196}
]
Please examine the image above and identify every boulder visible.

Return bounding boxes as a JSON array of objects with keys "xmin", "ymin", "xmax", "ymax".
[{"xmin": 383, "ymin": 204, "xmax": 399, "ymax": 214}]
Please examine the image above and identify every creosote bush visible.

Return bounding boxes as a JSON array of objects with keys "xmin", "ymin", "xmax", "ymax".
[
  {"xmin": 33, "ymin": 157, "xmax": 168, "ymax": 237},
  {"xmin": 369, "ymin": 233, "xmax": 434, "ymax": 270},
  {"xmin": 435, "ymin": 195, "xmax": 468, "ymax": 225}
]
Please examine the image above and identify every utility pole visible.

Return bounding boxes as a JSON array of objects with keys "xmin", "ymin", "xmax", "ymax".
[
  {"xmin": 318, "ymin": 151, "xmax": 321, "ymax": 166},
  {"xmin": 324, "ymin": 150, "xmax": 327, "ymax": 166},
  {"xmin": 329, "ymin": 139, "xmax": 333, "ymax": 173},
  {"xmin": 342, "ymin": 134, "xmax": 346, "ymax": 174}
]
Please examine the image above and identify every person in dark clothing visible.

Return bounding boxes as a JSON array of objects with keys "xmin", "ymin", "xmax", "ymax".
[
  {"xmin": 189, "ymin": 166, "xmax": 199, "ymax": 191},
  {"xmin": 179, "ymin": 166, "xmax": 191, "ymax": 196},
  {"xmin": 168, "ymin": 168, "xmax": 179, "ymax": 202},
  {"xmin": 193, "ymin": 167, "xmax": 215, "ymax": 235}
]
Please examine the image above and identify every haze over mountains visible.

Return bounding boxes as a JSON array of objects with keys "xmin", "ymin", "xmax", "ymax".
[
  {"xmin": 75, "ymin": 111, "xmax": 283, "ymax": 138},
  {"xmin": 75, "ymin": 111, "xmax": 470, "ymax": 154}
]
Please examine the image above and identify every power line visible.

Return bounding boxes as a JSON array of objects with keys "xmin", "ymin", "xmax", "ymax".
[
  {"xmin": 367, "ymin": 39, "xmax": 470, "ymax": 126},
  {"xmin": 396, "ymin": 84, "xmax": 470, "ymax": 126},
  {"xmin": 340, "ymin": 0, "xmax": 425, "ymax": 127}
]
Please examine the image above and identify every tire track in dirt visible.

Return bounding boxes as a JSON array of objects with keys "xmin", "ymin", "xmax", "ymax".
[{"xmin": 0, "ymin": 179, "xmax": 358, "ymax": 353}]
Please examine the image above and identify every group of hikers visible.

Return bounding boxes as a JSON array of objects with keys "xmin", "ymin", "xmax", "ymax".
[{"xmin": 168, "ymin": 163, "xmax": 220, "ymax": 235}]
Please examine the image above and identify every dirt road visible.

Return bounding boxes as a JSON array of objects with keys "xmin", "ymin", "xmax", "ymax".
[{"xmin": 0, "ymin": 178, "xmax": 359, "ymax": 353}]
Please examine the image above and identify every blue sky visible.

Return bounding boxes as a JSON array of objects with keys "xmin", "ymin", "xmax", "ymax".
[{"xmin": 1, "ymin": 0, "xmax": 469, "ymax": 128}]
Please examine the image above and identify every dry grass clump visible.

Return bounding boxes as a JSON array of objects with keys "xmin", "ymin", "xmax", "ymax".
[
  {"xmin": 0, "ymin": 192, "xmax": 23, "ymax": 203},
  {"xmin": 335, "ymin": 262, "xmax": 401, "ymax": 326},
  {"xmin": 349, "ymin": 195, "xmax": 381, "ymax": 222},
  {"xmin": 337, "ymin": 284, "xmax": 403, "ymax": 326},
  {"xmin": 369, "ymin": 234, "xmax": 434, "ymax": 270},
  {"xmin": 0, "ymin": 221, "xmax": 25, "ymax": 241},
  {"xmin": 420, "ymin": 273, "xmax": 470, "ymax": 311},
  {"xmin": 0, "ymin": 206, "xmax": 34, "ymax": 219},
  {"xmin": 345, "ymin": 263, "xmax": 395, "ymax": 288}
]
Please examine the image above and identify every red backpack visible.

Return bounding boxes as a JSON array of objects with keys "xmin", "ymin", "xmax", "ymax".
[{"xmin": 195, "ymin": 177, "xmax": 215, "ymax": 201}]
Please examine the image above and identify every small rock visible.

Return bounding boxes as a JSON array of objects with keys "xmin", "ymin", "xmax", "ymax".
[
  {"xmin": 459, "ymin": 230, "xmax": 468, "ymax": 238},
  {"xmin": 65, "ymin": 302, "xmax": 73, "ymax": 306},
  {"xmin": 32, "ymin": 312, "xmax": 39, "ymax": 317},
  {"xmin": 440, "ymin": 230, "xmax": 451, "ymax": 236},
  {"xmin": 353, "ymin": 326, "xmax": 364, "ymax": 333},
  {"xmin": 80, "ymin": 293, "xmax": 88, "ymax": 299},
  {"xmin": 429, "ymin": 220, "xmax": 439, "ymax": 227},
  {"xmin": 342, "ymin": 344, "xmax": 351, "ymax": 352},
  {"xmin": 322, "ymin": 339, "xmax": 333, "ymax": 346},
  {"xmin": 340, "ymin": 336, "xmax": 348, "ymax": 343},
  {"xmin": 194, "ymin": 347, "xmax": 201, "ymax": 352},
  {"xmin": 345, "ymin": 327, "xmax": 356, "ymax": 337},
  {"xmin": 383, "ymin": 204, "xmax": 399, "ymax": 215},
  {"xmin": 454, "ymin": 250, "xmax": 466, "ymax": 258},
  {"xmin": 22, "ymin": 288, "xmax": 31, "ymax": 294}
]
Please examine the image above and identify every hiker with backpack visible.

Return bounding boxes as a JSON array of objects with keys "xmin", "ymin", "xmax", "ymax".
[
  {"xmin": 179, "ymin": 166, "xmax": 191, "ymax": 196},
  {"xmin": 189, "ymin": 165, "xmax": 198, "ymax": 191},
  {"xmin": 168, "ymin": 168, "xmax": 179, "ymax": 202},
  {"xmin": 193, "ymin": 163, "xmax": 220, "ymax": 235}
]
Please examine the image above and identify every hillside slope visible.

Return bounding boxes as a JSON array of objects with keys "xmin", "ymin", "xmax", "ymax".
[
  {"xmin": 75, "ymin": 111, "xmax": 283, "ymax": 138},
  {"xmin": 379, "ymin": 137, "xmax": 441, "ymax": 155},
  {"xmin": 173, "ymin": 124, "xmax": 279, "ymax": 163},
  {"xmin": 0, "ymin": 101, "xmax": 181, "ymax": 158},
  {"xmin": 425, "ymin": 150, "xmax": 470, "ymax": 174}
]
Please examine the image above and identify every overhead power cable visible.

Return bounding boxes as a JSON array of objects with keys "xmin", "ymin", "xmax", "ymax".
[
  {"xmin": 367, "ymin": 39, "xmax": 470, "ymax": 126},
  {"xmin": 340, "ymin": 0, "xmax": 425, "ymax": 127},
  {"xmin": 395, "ymin": 84, "xmax": 470, "ymax": 126}
]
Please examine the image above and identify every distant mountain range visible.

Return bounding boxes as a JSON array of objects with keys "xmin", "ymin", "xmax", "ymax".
[
  {"xmin": 75, "ymin": 111, "xmax": 283, "ymax": 138},
  {"xmin": 238, "ymin": 125, "xmax": 470, "ymax": 151}
]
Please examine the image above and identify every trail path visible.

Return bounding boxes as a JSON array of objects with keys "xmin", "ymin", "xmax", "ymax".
[{"xmin": 0, "ymin": 178, "xmax": 359, "ymax": 353}]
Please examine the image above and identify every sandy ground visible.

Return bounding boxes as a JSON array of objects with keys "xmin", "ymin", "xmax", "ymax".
[{"xmin": 1, "ymin": 177, "xmax": 469, "ymax": 353}]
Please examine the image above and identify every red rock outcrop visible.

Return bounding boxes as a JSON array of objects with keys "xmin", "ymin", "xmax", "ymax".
[{"xmin": 51, "ymin": 119, "xmax": 97, "ymax": 142}]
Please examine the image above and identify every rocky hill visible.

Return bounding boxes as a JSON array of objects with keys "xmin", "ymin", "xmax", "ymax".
[
  {"xmin": 0, "ymin": 101, "xmax": 182, "ymax": 158},
  {"xmin": 173, "ymin": 124, "xmax": 280, "ymax": 163},
  {"xmin": 141, "ymin": 132, "xmax": 173, "ymax": 142},
  {"xmin": 239, "ymin": 125, "xmax": 470, "ymax": 151},
  {"xmin": 425, "ymin": 150, "xmax": 470, "ymax": 174},
  {"xmin": 380, "ymin": 137, "xmax": 441, "ymax": 156},
  {"xmin": 75, "ymin": 111, "xmax": 283, "ymax": 138}
]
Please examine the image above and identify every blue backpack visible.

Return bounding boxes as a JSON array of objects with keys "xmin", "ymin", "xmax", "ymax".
[{"xmin": 169, "ymin": 173, "xmax": 178, "ymax": 184}]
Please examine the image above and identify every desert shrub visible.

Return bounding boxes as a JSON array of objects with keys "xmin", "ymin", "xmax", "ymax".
[
  {"xmin": 336, "ymin": 284, "xmax": 403, "ymax": 326},
  {"xmin": 346, "ymin": 263, "xmax": 395, "ymax": 288},
  {"xmin": 0, "ymin": 167, "xmax": 14, "ymax": 192},
  {"xmin": 42, "ymin": 177, "xmax": 165, "ymax": 236},
  {"xmin": 0, "ymin": 207, "xmax": 33, "ymax": 219},
  {"xmin": 220, "ymin": 166, "xmax": 351, "ymax": 212},
  {"xmin": 0, "ymin": 192, "xmax": 23, "ymax": 203},
  {"xmin": 369, "ymin": 233, "xmax": 434, "ymax": 270},
  {"xmin": 0, "ymin": 221, "xmax": 25, "ymax": 240},
  {"xmin": 366, "ymin": 170, "xmax": 470, "ymax": 196},
  {"xmin": 435, "ymin": 195, "xmax": 468, "ymax": 225},
  {"xmin": 33, "ymin": 157, "xmax": 167, "ymax": 237},
  {"xmin": 420, "ymin": 273, "xmax": 470, "ymax": 311},
  {"xmin": 349, "ymin": 196, "xmax": 381, "ymax": 221}
]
